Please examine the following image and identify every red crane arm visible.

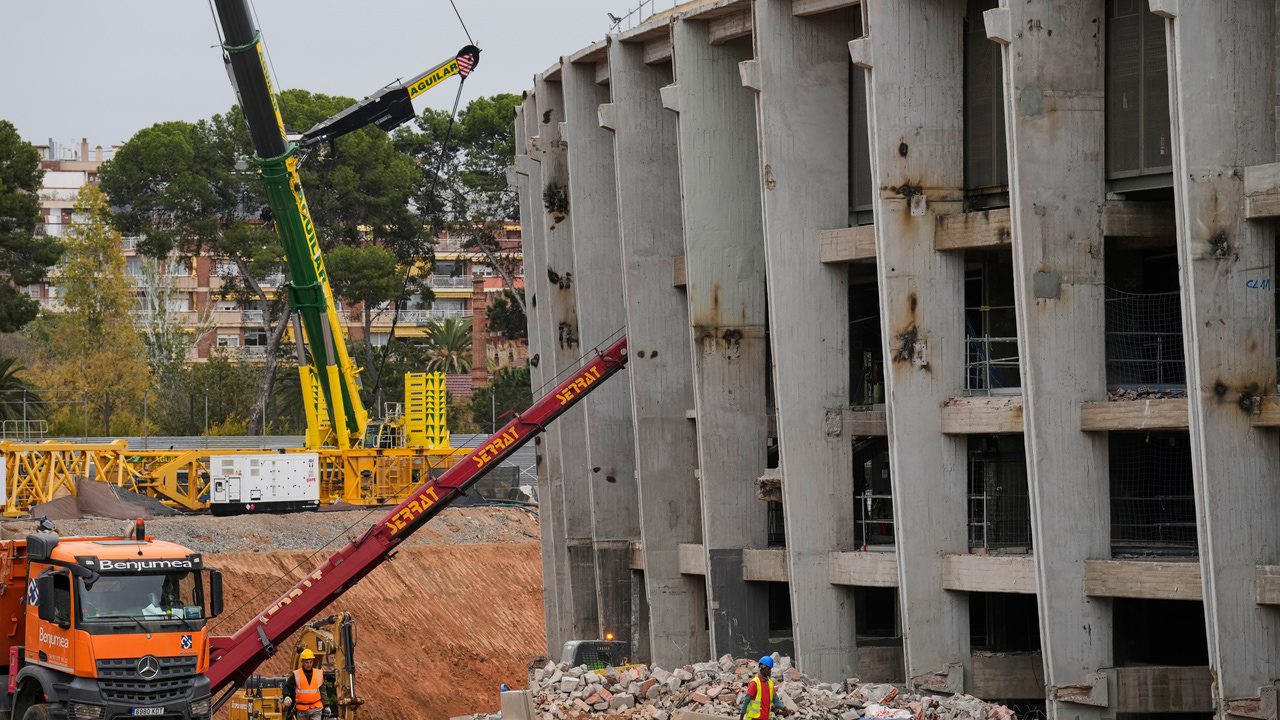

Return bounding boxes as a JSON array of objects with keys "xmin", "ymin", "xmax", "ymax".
[{"xmin": 205, "ymin": 336, "xmax": 628, "ymax": 696}]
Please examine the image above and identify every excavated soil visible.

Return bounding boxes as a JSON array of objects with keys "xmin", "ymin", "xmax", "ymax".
[{"xmin": 3, "ymin": 507, "xmax": 545, "ymax": 719}]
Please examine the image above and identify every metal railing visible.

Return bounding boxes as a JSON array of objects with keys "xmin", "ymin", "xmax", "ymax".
[
  {"xmin": 964, "ymin": 336, "xmax": 1021, "ymax": 395},
  {"xmin": 854, "ymin": 490, "xmax": 896, "ymax": 549},
  {"xmin": 242, "ymin": 309, "xmax": 264, "ymax": 324},
  {"xmin": 1105, "ymin": 288, "xmax": 1187, "ymax": 388},
  {"xmin": 767, "ymin": 501, "xmax": 786, "ymax": 547},
  {"xmin": 609, "ymin": 0, "xmax": 681, "ymax": 31},
  {"xmin": 427, "ymin": 275, "xmax": 474, "ymax": 289},
  {"xmin": 385, "ymin": 309, "xmax": 473, "ymax": 325},
  {"xmin": 968, "ymin": 454, "xmax": 1032, "ymax": 553}
]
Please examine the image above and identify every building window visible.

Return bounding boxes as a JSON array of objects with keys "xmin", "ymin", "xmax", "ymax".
[
  {"xmin": 166, "ymin": 296, "xmax": 191, "ymax": 313},
  {"xmin": 214, "ymin": 259, "xmax": 238, "ymax": 276},
  {"xmin": 1109, "ymin": 431, "xmax": 1196, "ymax": 557},
  {"xmin": 964, "ymin": 0, "xmax": 1009, "ymax": 201},
  {"xmin": 767, "ymin": 501, "xmax": 786, "ymax": 548},
  {"xmin": 848, "ymin": 12, "xmax": 873, "ymax": 225},
  {"xmin": 216, "ymin": 334, "xmax": 240, "ymax": 348},
  {"xmin": 169, "ymin": 258, "xmax": 191, "ymax": 276},
  {"xmin": 964, "ymin": 250, "xmax": 1020, "ymax": 394},
  {"xmin": 215, "ymin": 300, "xmax": 238, "ymax": 312},
  {"xmin": 853, "ymin": 437, "xmax": 895, "ymax": 549},
  {"xmin": 1104, "ymin": 241, "xmax": 1185, "ymax": 389},
  {"xmin": 125, "ymin": 257, "xmax": 143, "ymax": 277},
  {"xmin": 244, "ymin": 329, "xmax": 268, "ymax": 347},
  {"xmin": 970, "ymin": 592, "xmax": 1041, "ymax": 652},
  {"xmin": 1106, "ymin": 0, "xmax": 1172, "ymax": 181},
  {"xmin": 967, "ymin": 435, "xmax": 1031, "ymax": 553}
]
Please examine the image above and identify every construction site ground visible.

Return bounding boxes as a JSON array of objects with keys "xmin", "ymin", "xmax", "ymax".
[{"xmin": 2, "ymin": 506, "xmax": 546, "ymax": 719}]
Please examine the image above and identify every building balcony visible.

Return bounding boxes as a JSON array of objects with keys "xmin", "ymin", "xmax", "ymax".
[
  {"xmin": 373, "ymin": 309, "xmax": 473, "ymax": 326},
  {"xmin": 426, "ymin": 274, "xmax": 474, "ymax": 289}
]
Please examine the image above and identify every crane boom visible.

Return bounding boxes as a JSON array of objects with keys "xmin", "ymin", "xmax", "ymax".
[{"xmin": 206, "ymin": 336, "xmax": 629, "ymax": 697}]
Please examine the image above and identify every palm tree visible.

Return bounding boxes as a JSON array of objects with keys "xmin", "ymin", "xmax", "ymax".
[
  {"xmin": 0, "ymin": 356, "xmax": 42, "ymax": 424},
  {"xmin": 423, "ymin": 317, "xmax": 472, "ymax": 374}
]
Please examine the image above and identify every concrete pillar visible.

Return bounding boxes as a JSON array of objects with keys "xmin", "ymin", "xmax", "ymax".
[
  {"xmin": 858, "ymin": 0, "xmax": 969, "ymax": 691},
  {"xmin": 1161, "ymin": 1, "xmax": 1280, "ymax": 710},
  {"xmin": 607, "ymin": 33, "xmax": 710, "ymax": 667},
  {"xmin": 534, "ymin": 72, "xmax": 600, "ymax": 641},
  {"xmin": 562, "ymin": 53, "xmax": 641, "ymax": 646},
  {"xmin": 751, "ymin": 0, "xmax": 857, "ymax": 680},
  {"xmin": 515, "ymin": 96, "xmax": 566, "ymax": 654},
  {"xmin": 666, "ymin": 18, "xmax": 771, "ymax": 659},
  {"xmin": 985, "ymin": 1, "xmax": 1113, "ymax": 714}
]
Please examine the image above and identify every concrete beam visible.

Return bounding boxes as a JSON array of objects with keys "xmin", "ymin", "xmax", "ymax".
[
  {"xmin": 863, "ymin": 0, "xmax": 969, "ymax": 688},
  {"xmin": 827, "ymin": 551, "xmax": 899, "ymax": 587},
  {"xmin": 563, "ymin": 57, "xmax": 640, "ymax": 646},
  {"xmin": 1163, "ymin": 1, "xmax": 1280, "ymax": 701},
  {"xmin": 934, "ymin": 208, "xmax": 1012, "ymax": 251},
  {"xmin": 679, "ymin": 543, "xmax": 708, "ymax": 575},
  {"xmin": 970, "ymin": 653, "xmax": 1046, "ymax": 700},
  {"xmin": 1245, "ymin": 162, "xmax": 1280, "ymax": 220},
  {"xmin": 670, "ymin": 20, "xmax": 771, "ymax": 660},
  {"xmin": 534, "ymin": 75, "xmax": 600, "ymax": 643},
  {"xmin": 629, "ymin": 542, "xmax": 645, "ymax": 571},
  {"xmin": 708, "ymin": 11, "xmax": 752, "ymax": 45},
  {"xmin": 1115, "ymin": 666, "xmax": 1214, "ymax": 714},
  {"xmin": 643, "ymin": 37, "xmax": 674, "ymax": 65},
  {"xmin": 514, "ymin": 101, "xmax": 563, "ymax": 656},
  {"xmin": 1079, "ymin": 398, "xmax": 1190, "ymax": 431},
  {"xmin": 940, "ymin": 396, "xmax": 1024, "ymax": 434},
  {"xmin": 941, "ymin": 555, "xmax": 1036, "ymax": 595},
  {"xmin": 742, "ymin": 548, "xmax": 788, "ymax": 582},
  {"xmin": 1250, "ymin": 396, "xmax": 1280, "ymax": 427},
  {"xmin": 595, "ymin": 61, "xmax": 611, "ymax": 86},
  {"xmin": 848, "ymin": 406, "xmax": 888, "ymax": 436},
  {"xmin": 990, "ymin": 2, "xmax": 1114, "ymax": 713},
  {"xmin": 818, "ymin": 225, "xmax": 877, "ymax": 263},
  {"xmin": 754, "ymin": 0, "xmax": 858, "ymax": 680},
  {"xmin": 609, "ymin": 37, "xmax": 709, "ymax": 667},
  {"xmin": 1101, "ymin": 200, "xmax": 1177, "ymax": 238},
  {"xmin": 1256, "ymin": 566, "xmax": 1280, "ymax": 605},
  {"xmin": 672, "ymin": 255, "xmax": 686, "ymax": 288},
  {"xmin": 792, "ymin": 0, "xmax": 859, "ymax": 17},
  {"xmin": 1083, "ymin": 560, "xmax": 1202, "ymax": 601}
]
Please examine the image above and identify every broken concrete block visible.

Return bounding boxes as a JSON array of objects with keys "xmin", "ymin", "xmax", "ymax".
[
  {"xmin": 610, "ymin": 693, "xmax": 635, "ymax": 710},
  {"xmin": 500, "ymin": 690, "xmax": 535, "ymax": 720},
  {"xmin": 558, "ymin": 676, "xmax": 580, "ymax": 693}
]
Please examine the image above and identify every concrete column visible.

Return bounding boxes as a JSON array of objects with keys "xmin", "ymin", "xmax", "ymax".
[
  {"xmin": 1161, "ymin": 1, "xmax": 1280, "ymax": 710},
  {"xmin": 985, "ymin": 1, "xmax": 1113, "ymax": 714},
  {"xmin": 516, "ymin": 95, "xmax": 567, "ymax": 654},
  {"xmin": 534, "ymin": 71, "xmax": 600, "ymax": 641},
  {"xmin": 666, "ymin": 18, "xmax": 770, "ymax": 659},
  {"xmin": 751, "ymin": 0, "xmax": 856, "ymax": 680},
  {"xmin": 607, "ymin": 33, "xmax": 710, "ymax": 667},
  {"xmin": 562, "ymin": 53, "xmax": 641, "ymax": 646},
  {"xmin": 858, "ymin": 0, "xmax": 969, "ymax": 691}
]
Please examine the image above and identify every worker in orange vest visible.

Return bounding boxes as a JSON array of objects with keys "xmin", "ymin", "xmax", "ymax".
[
  {"xmin": 282, "ymin": 648, "xmax": 329, "ymax": 720},
  {"xmin": 738, "ymin": 656, "xmax": 794, "ymax": 720}
]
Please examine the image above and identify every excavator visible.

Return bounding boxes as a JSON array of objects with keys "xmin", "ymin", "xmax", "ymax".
[
  {"xmin": 226, "ymin": 613, "xmax": 360, "ymax": 720},
  {"xmin": 0, "ymin": 3, "xmax": 630, "ymax": 719}
]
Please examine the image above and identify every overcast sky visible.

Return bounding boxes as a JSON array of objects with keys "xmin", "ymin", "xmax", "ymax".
[{"xmin": 1, "ymin": 0, "xmax": 616, "ymax": 149}]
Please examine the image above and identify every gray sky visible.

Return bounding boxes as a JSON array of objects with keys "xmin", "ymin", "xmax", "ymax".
[{"xmin": 1, "ymin": 0, "xmax": 615, "ymax": 148}]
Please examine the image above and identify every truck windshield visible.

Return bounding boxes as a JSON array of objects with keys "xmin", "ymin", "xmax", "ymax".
[{"xmin": 77, "ymin": 572, "xmax": 204, "ymax": 622}]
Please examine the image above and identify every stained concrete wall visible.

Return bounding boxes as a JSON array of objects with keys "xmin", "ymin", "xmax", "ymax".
[
  {"xmin": 666, "ymin": 19, "xmax": 771, "ymax": 659},
  {"xmin": 608, "ymin": 35, "xmax": 710, "ymax": 667},
  {"xmin": 751, "ymin": 0, "xmax": 857, "ymax": 681},
  {"xmin": 985, "ymin": 1, "xmax": 1115, "ymax": 715},
  {"xmin": 562, "ymin": 55, "xmax": 641, "ymax": 646}
]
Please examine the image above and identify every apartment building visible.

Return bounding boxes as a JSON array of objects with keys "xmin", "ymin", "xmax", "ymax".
[{"xmin": 515, "ymin": 2, "xmax": 1280, "ymax": 718}]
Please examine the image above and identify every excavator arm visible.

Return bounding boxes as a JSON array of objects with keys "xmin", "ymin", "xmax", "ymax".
[{"xmin": 206, "ymin": 336, "xmax": 629, "ymax": 701}]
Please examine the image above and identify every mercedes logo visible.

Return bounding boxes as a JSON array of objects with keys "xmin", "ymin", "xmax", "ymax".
[{"xmin": 137, "ymin": 655, "xmax": 161, "ymax": 680}]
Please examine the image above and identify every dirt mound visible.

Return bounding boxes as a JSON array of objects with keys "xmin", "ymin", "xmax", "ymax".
[
  {"xmin": 212, "ymin": 542, "xmax": 545, "ymax": 720},
  {"xmin": 29, "ymin": 477, "xmax": 179, "ymax": 521}
]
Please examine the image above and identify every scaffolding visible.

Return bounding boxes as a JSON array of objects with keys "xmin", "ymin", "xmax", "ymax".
[
  {"xmin": 853, "ymin": 437, "xmax": 895, "ymax": 549},
  {"xmin": 1109, "ymin": 431, "xmax": 1197, "ymax": 557},
  {"xmin": 1105, "ymin": 287, "xmax": 1187, "ymax": 388},
  {"xmin": 967, "ymin": 436, "xmax": 1032, "ymax": 553}
]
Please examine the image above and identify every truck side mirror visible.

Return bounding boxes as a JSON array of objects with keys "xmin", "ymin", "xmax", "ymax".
[
  {"xmin": 208, "ymin": 570, "xmax": 223, "ymax": 618},
  {"xmin": 35, "ymin": 575, "xmax": 57, "ymax": 623}
]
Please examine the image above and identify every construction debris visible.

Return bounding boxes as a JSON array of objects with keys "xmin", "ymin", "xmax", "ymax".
[
  {"xmin": 1107, "ymin": 385, "xmax": 1187, "ymax": 401},
  {"xmin": 464, "ymin": 654, "xmax": 1016, "ymax": 720}
]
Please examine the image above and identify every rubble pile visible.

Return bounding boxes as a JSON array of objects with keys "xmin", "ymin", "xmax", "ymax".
[
  {"xmin": 469, "ymin": 654, "xmax": 1016, "ymax": 720},
  {"xmin": 1107, "ymin": 385, "xmax": 1187, "ymax": 400}
]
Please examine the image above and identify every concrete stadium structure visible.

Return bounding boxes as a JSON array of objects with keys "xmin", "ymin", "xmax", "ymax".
[{"xmin": 512, "ymin": 1, "xmax": 1280, "ymax": 718}]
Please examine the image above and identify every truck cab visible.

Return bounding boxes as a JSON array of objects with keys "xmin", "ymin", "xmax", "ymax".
[{"xmin": 0, "ymin": 521, "xmax": 222, "ymax": 720}]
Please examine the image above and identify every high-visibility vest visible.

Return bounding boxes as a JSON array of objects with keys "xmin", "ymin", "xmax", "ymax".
[
  {"xmin": 744, "ymin": 676, "xmax": 776, "ymax": 719},
  {"xmin": 293, "ymin": 667, "xmax": 324, "ymax": 710}
]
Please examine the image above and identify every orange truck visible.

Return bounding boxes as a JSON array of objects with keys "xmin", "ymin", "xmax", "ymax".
[{"xmin": 0, "ymin": 520, "xmax": 222, "ymax": 720}]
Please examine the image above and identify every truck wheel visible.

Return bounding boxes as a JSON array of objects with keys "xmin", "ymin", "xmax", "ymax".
[{"xmin": 22, "ymin": 705, "xmax": 50, "ymax": 720}]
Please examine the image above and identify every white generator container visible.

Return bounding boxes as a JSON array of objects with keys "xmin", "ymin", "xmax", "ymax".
[{"xmin": 209, "ymin": 452, "xmax": 320, "ymax": 515}]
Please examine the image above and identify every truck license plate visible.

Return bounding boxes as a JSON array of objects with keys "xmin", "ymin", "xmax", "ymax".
[{"xmin": 131, "ymin": 709, "xmax": 165, "ymax": 716}]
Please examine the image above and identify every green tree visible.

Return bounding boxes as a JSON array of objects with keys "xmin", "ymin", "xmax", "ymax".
[
  {"xmin": 0, "ymin": 120, "xmax": 63, "ymax": 331},
  {"xmin": 326, "ymin": 244, "xmax": 402, "ymax": 397},
  {"xmin": 150, "ymin": 351, "xmax": 263, "ymax": 436},
  {"xmin": 422, "ymin": 317, "xmax": 471, "ymax": 374},
  {"xmin": 30, "ymin": 185, "xmax": 150, "ymax": 435},
  {"xmin": 0, "ymin": 356, "xmax": 41, "ymax": 424},
  {"xmin": 486, "ymin": 289, "xmax": 527, "ymax": 342},
  {"xmin": 469, "ymin": 365, "xmax": 532, "ymax": 433}
]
